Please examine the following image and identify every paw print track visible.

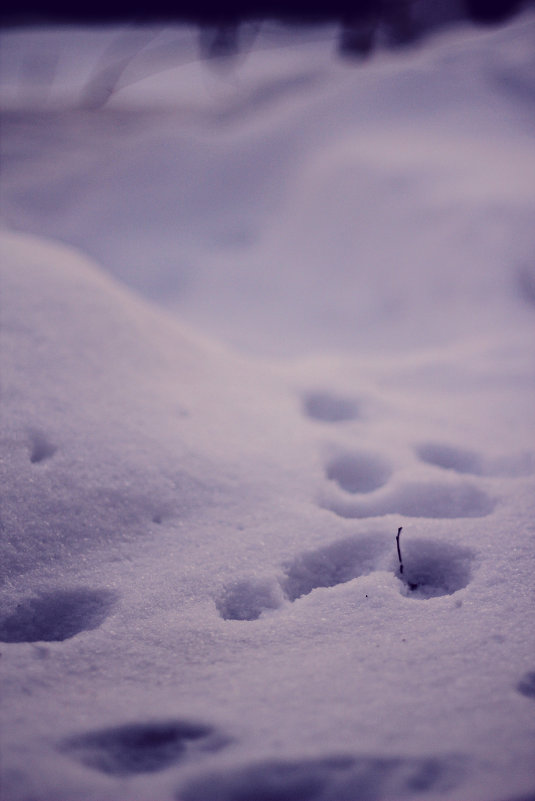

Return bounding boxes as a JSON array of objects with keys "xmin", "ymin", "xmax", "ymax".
[
  {"xmin": 324, "ymin": 481, "xmax": 495, "ymax": 519},
  {"xmin": 303, "ymin": 391, "xmax": 359, "ymax": 423},
  {"xmin": 325, "ymin": 451, "xmax": 391, "ymax": 494},
  {"xmin": 518, "ymin": 264, "xmax": 535, "ymax": 307},
  {"xmin": 395, "ymin": 538, "xmax": 475, "ymax": 599},
  {"xmin": 516, "ymin": 671, "xmax": 535, "ymax": 700},
  {"xmin": 29, "ymin": 429, "xmax": 57, "ymax": 464},
  {"xmin": 0, "ymin": 588, "xmax": 118, "ymax": 643},
  {"xmin": 416, "ymin": 442, "xmax": 534, "ymax": 478},
  {"xmin": 215, "ymin": 577, "xmax": 284, "ymax": 621},
  {"xmin": 216, "ymin": 530, "xmax": 476, "ymax": 620},
  {"xmin": 280, "ymin": 534, "xmax": 390, "ymax": 601},
  {"xmin": 215, "ymin": 535, "xmax": 391, "ymax": 618},
  {"xmin": 415, "ymin": 443, "xmax": 483, "ymax": 475},
  {"xmin": 178, "ymin": 753, "xmax": 466, "ymax": 801},
  {"xmin": 60, "ymin": 719, "xmax": 226, "ymax": 776}
]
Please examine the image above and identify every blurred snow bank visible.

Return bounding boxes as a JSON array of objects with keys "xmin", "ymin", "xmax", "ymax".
[{"xmin": 1, "ymin": 13, "xmax": 534, "ymax": 358}]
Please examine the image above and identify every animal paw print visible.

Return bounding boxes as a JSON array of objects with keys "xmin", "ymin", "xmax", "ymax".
[
  {"xmin": 301, "ymin": 386, "xmax": 497, "ymax": 520},
  {"xmin": 280, "ymin": 533, "xmax": 391, "ymax": 601},
  {"xmin": 28, "ymin": 428, "xmax": 57, "ymax": 464},
  {"xmin": 394, "ymin": 530, "xmax": 475, "ymax": 599},
  {"xmin": 215, "ymin": 578, "xmax": 285, "ymax": 621},
  {"xmin": 302, "ymin": 390, "xmax": 360, "ymax": 423},
  {"xmin": 516, "ymin": 671, "xmax": 535, "ymax": 700},
  {"xmin": 59, "ymin": 719, "xmax": 228, "ymax": 776},
  {"xmin": 214, "ymin": 526, "xmax": 472, "ymax": 619},
  {"xmin": 0, "ymin": 588, "xmax": 118, "ymax": 643},
  {"xmin": 178, "ymin": 753, "xmax": 467, "ymax": 801},
  {"xmin": 214, "ymin": 534, "xmax": 391, "ymax": 619},
  {"xmin": 216, "ymin": 387, "xmax": 497, "ymax": 620},
  {"xmin": 415, "ymin": 442, "xmax": 534, "ymax": 479},
  {"xmin": 320, "ymin": 448, "xmax": 494, "ymax": 520},
  {"xmin": 322, "ymin": 480, "xmax": 495, "ymax": 520},
  {"xmin": 325, "ymin": 450, "xmax": 391, "ymax": 494}
]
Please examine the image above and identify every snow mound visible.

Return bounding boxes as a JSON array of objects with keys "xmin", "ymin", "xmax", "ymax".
[
  {"xmin": 0, "ymin": 230, "xmax": 315, "ymax": 584},
  {"xmin": 1, "ymin": 229, "xmax": 535, "ymax": 801}
]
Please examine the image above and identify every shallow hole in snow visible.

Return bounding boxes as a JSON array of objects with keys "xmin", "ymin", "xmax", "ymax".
[
  {"xmin": 415, "ymin": 442, "xmax": 483, "ymax": 475},
  {"xmin": 516, "ymin": 670, "xmax": 535, "ymax": 700},
  {"xmin": 59, "ymin": 719, "xmax": 225, "ymax": 776},
  {"xmin": 0, "ymin": 588, "xmax": 119, "ymax": 643},
  {"xmin": 385, "ymin": 481, "xmax": 495, "ymax": 518},
  {"xmin": 325, "ymin": 451, "xmax": 392, "ymax": 494},
  {"xmin": 280, "ymin": 533, "xmax": 390, "ymax": 602},
  {"xmin": 28, "ymin": 429, "xmax": 57, "ymax": 464},
  {"xmin": 215, "ymin": 577, "xmax": 285, "ymax": 621},
  {"xmin": 395, "ymin": 538, "xmax": 475, "ymax": 599},
  {"xmin": 302, "ymin": 391, "xmax": 360, "ymax": 423},
  {"xmin": 517, "ymin": 264, "xmax": 535, "ymax": 308},
  {"xmin": 325, "ymin": 481, "xmax": 495, "ymax": 519},
  {"xmin": 178, "ymin": 752, "xmax": 467, "ymax": 801},
  {"xmin": 415, "ymin": 442, "xmax": 535, "ymax": 479}
]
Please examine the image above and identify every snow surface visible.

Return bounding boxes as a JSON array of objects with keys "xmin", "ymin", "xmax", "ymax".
[{"xmin": 1, "ymin": 13, "xmax": 535, "ymax": 801}]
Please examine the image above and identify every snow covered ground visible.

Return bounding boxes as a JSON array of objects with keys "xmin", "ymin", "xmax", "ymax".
[{"xmin": 1, "ymin": 13, "xmax": 535, "ymax": 801}]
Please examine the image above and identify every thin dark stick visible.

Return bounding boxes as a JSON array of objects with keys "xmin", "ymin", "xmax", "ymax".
[{"xmin": 396, "ymin": 526, "xmax": 404, "ymax": 574}]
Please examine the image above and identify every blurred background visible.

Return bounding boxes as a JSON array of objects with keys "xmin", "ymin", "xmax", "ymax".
[{"xmin": 2, "ymin": 0, "xmax": 534, "ymax": 357}]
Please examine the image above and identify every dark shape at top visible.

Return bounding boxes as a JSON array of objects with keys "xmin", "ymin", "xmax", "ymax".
[
  {"xmin": 0, "ymin": 0, "xmax": 524, "ymax": 26},
  {"xmin": 464, "ymin": 0, "xmax": 523, "ymax": 23}
]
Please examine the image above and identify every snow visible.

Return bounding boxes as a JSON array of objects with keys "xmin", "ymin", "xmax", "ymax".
[{"xmin": 1, "ymin": 13, "xmax": 535, "ymax": 801}]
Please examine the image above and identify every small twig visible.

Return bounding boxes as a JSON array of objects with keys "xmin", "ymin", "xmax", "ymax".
[{"xmin": 396, "ymin": 526, "xmax": 403, "ymax": 575}]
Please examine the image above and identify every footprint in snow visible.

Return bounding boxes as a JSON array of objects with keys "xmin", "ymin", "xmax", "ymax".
[
  {"xmin": 415, "ymin": 442, "xmax": 534, "ymax": 478},
  {"xmin": 28, "ymin": 429, "xmax": 57, "ymax": 464},
  {"xmin": 325, "ymin": 450, "xmax": 392, "ymax": 494},
  {"xmin": 395, "ymin": 537, "xmax": 475, "ymax": 599},
  {"xmin": 60, "ymin": 719, "xmax": 227, "ymax": 776},
  {"xmin": 215, "ymin": 577, "xmax": 285, "ymax": 621},
  {"xmin": 217, "ymin": 531, "xmax": 472, "ymax": 614},
  {"xmin": 323, "ymin": 480, "xmax": 495, "ymax": 519},
  {"xmin": 178, "ymin": 753, "xmax": 467, "ymax": 801},
  {"xmin": 517, "ymin": 264, "xmax": 535, "ymax": 308},
  {"xmin": 215, "ymin": 534, "xmax": 390, "ymax": 618},
  {"xmin": 302, "ymin": 390, "xmax": 360, "ymax": 423},
  {"xmin": 280, "ymin": 533, "xmax": 391, "ymax": 602},
  {"xmin": 516, "ymin": 671, "xmax": 535, "ymax": 700},
  {"xmin": 0, "ymin": 588, "xmax": 118, "ymax": 643}
]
